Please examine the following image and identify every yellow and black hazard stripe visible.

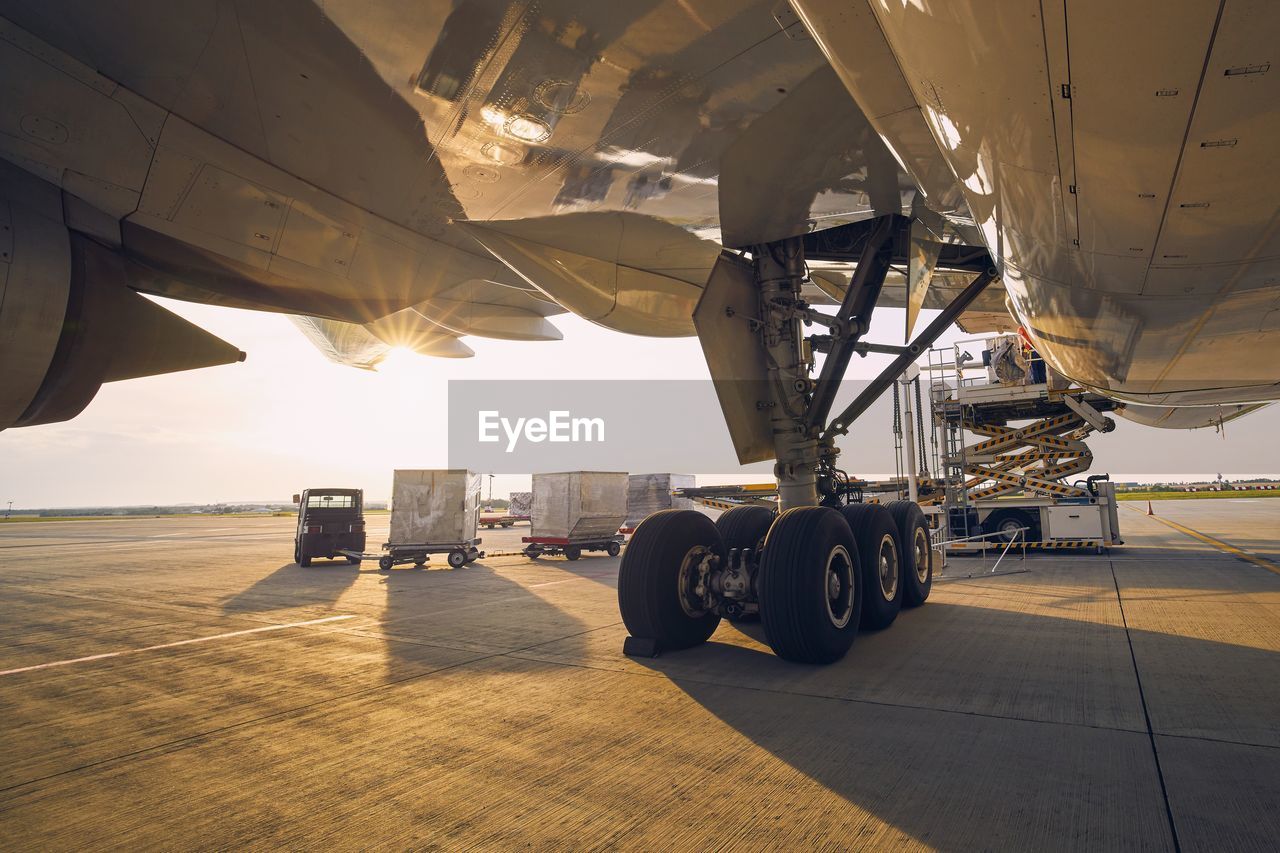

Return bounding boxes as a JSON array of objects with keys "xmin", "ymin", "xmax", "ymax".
[
  {"xmin": 946, "ymin": 539, "xmax": 1106, "ymax": 550},
  {"xmin": 696, "ymin": 498, "xmax": 745, "ymax": 511},
  {"xmin": 691, "ymin": 497, "xmax": 777, "ymax": 511},
  {"xmin": 1032, "ymin": 540, "xmax": 1107, "ymax": 549}
]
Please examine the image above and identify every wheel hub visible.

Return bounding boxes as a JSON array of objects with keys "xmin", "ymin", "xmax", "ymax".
[
  {"xmin": 676, "ymin": 546, "xmax": 713, "ymax": 618},
  {"xmin": 824, "ymin": 545, "xmax": 855, "ymax": 628},
  {"xmin": 913, "ymin": 528, "xmax": 930, "ymax": 583},
  {"xmin": 878, "ymin": 534, "xmax": 899, "ymax": 601}
]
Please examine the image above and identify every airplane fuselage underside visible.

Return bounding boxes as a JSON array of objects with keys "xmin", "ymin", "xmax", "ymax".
[{"xmin": 795, "ymin": 0, "xmax": 1280, "ymax": 407}]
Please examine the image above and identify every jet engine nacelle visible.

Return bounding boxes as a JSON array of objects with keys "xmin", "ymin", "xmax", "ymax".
[{"xmin": 0, "ymin": 193, "xmax": 244, "ymax": 430}]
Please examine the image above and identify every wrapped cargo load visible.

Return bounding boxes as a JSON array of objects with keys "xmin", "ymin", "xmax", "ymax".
[
  {"xmin": 626, "ymin": 473, "xmax": 696, "ymax": 527},
  {"xmin": 531, "ymin": 472, "xmax": 628, "ymax": 540},
  {"xmin": 507, "ymin": 491, "xmax": 533, "ymax": 519},
  {"xmin": 389, "ymin": 470, "xmax": 480, "ymax": 545}
]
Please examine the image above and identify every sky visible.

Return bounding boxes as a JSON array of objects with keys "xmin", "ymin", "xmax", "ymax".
[{"xmin": 1, "ymin": 297, "xmax": 1277, "ymax": 508}]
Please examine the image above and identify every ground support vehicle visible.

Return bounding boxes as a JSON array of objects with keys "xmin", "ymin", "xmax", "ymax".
[
  {"xmin": 293, "ymin": 488, "xmax": 366, "ymax": 567},
  {"xmin": 480, "ymin": 516, "xmax": 520, "ymax": 529},
  {"xmin": 522, "ymin": 534, "xmax": 623, "ymax": 560},
  {"xmin": 925, "ymin": 339, "xmax": 1123, "ymax": 554}
]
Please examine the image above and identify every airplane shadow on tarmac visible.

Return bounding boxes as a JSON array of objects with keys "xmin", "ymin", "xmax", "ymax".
[
  {"xmin": 625, "ymin": 598, "xmax": 1280, "ymax": 850},
  {"xmin": 369, "ymin": 557, "xmax": 610, "ymax": 682},
  {"xmin": 220, "ymin": 561, "xmax": 362, "ymax": 614}
]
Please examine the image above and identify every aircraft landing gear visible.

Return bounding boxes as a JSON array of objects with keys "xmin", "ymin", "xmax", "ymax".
[{"xmin": 619, "ymin": 216, "xmax": 995, "ymax": 663}]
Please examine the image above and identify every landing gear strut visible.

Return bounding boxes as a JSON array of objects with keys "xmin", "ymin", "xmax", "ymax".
[{"xmin": 619, "ymin": 216, "xmax": 994, "ymax": 663}]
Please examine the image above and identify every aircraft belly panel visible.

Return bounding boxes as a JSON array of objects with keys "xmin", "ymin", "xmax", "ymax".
[{"xmin": 799, "ymin": 0, "xmax": 1280, "ymax": 406}]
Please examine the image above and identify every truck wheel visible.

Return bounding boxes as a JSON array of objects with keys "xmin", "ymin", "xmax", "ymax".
[
  {"xmin": 606, "ymin": 540, "xmax": 621, "ymax": 557},
  {"xmin": 987, "ymin": 509, "xmax": 1035, "ymax": 543},
  {"xmin": 347, "ymin": 555, "xmax": 361, "ymax": 566},
  {"xmin": 757, "ymin": 507, "xmax": 860, "ymax": 664},
  {"xmin": 525, "ymin": 546, "xmax": 541, "ymax": 559},
  {"xmin": 447, "ymin": 550, "xmax": 466, "ymax": 568},
  {"xmin": 413, "ymin": 555, "xmax": 427, "ymax": 566},
  {"xmin": 565, "ymin": 546, "xmax": 581, "ymax": 561},
  {"xmin": 378, "ymin": 555, "xmax": 393, "ymax": 571},
  {"xmin": 300, "ymin": 555, "xmax": 312, "ymax": 568},
  {"xmin": 618, "ymin": 509, "xmax": 723, "ymax": 651},
  {"xmin": 715, "ymin": 505, "xmax": 775, "ymax": 623},
  {"xmin": 841, "ymin": 504, "xmax": 903, "ymax": 631},
  {"xmin": 887, "ymin": 501, "xmax": 932, "ymax": 608},
  {"xmin": 294, "ymin": 542, "xmax": 302, "ymax": 565}
]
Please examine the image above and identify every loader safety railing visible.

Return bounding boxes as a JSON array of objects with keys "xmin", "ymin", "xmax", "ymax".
[{"xmin": 932, "ymin": 525, "xmax": 1029, "ymax": 576}]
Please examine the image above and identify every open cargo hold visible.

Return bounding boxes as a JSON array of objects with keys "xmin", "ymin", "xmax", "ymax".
[
  {"xmin": 625, "ymin": 473, "xmax": 696, "ymax": 528},
  {"xmin": 530, "ymin": 472, "xmax": 628, "ymax": 540},
  {"xmin": 390, "ymin": 469, "xmax": 481, "ymax": 545}
]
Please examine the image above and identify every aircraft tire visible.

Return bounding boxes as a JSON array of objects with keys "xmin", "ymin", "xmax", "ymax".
[
  {"xmin": 841, "ymin": 504, "xmax": 904, "ymax": 631},
  {"xmin": 618, "ymin": 510, "xmax": 722, "ymax": 651},
  {"xmin": 758, "ymin": 506, "xmax": 861, "ymax": 664},
  {"xmin": 887, "ymin": 500, "xmax": 932, "ymax": 608}
]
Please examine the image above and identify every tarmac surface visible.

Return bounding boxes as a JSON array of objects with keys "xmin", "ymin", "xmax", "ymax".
[{"xmin": 0, "ymin": 499, "xmax": 1277, "ymax": 850}]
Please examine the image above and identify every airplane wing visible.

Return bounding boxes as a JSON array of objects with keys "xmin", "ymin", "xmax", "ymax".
[
  {"xmin": 290, "ymin": 278, "xmax": 565, "ymax": 369},
  {"xmin": 1, "ymin": 0, "xmax": 1276, "ymax": 429}
]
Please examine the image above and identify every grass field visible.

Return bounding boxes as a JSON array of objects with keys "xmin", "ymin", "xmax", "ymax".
[
  {"xmin": 1115, "ymin": 490, "xmax": 1280, "ymax": 501},
  {"xmin": 0, "ymin": 512, "xmax": 295, "ymax": 523},
  {"xmin": 1, "ymin": 508, "xmax": 392, "ymax": 523}
]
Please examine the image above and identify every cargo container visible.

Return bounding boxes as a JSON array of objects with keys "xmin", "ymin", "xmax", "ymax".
[
  {"xmin": 523, "ymin": 471, "xmax": 627, "ymax": 560},
  {"xmin": 373, "ymin": 470, "xmax": 483, "ymax": 569},
  {"xmin": 625, "ymin": 473, "xmax": 696, "ymax": 529},
  {"xmin": 507, "ymin": 491, "xmax": 533, "ymax": 520}
]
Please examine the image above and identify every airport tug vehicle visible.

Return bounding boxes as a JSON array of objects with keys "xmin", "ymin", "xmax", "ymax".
[
  {"xmin": 619, "ymin": 216, "xmax": 999, "ymax": 664},
  {"xmin": 293, "ymin": 488, "xmax": 366, "ymax": 567}
]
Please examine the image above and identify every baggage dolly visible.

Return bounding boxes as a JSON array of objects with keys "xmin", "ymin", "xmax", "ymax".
[
  {"xmin": 522, "ymin": 535, "xmax": 623, "ymax": 561},
  {"xmin": 341, "ymin": 538, "xmax": 484, "ymax": 571}
]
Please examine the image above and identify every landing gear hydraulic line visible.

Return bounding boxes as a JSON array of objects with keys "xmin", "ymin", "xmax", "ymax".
[{"xmin": 618, "ymin": 215, "xmax": 995, "ymax": 663}]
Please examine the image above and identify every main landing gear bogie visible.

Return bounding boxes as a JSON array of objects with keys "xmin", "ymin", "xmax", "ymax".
[{"xmin": 621, "ymin": 505, "xmax": 917, "ymax": 664}]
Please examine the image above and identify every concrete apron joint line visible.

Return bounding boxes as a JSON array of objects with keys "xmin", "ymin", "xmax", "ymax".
[{"xmin": 1108, "ymin": 558, "xmax": 1183, "ymax": 853}]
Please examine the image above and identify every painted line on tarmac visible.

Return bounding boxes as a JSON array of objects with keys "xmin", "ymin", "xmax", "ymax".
[
  {"xmin": 1130, "ymin": 507, "xmax": 1279, "ymax": 575},
  {"xmin": 0, "ymin": 614, "xmax": 356, "ymax": 677}
]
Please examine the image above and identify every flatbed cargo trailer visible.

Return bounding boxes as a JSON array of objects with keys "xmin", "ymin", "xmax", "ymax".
[
  {"xmin": 522, "ymin": 534, "xmax": 623, "ymax": 560},
  {"xmin": 342, "ymin": 538, "xmax": 484, "ymax": 570}
]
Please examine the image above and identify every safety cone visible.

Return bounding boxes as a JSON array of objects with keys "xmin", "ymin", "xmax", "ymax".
[{"xmin": 1146, "ymin": 500, "xmax": 1154, "ymax": 516}]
